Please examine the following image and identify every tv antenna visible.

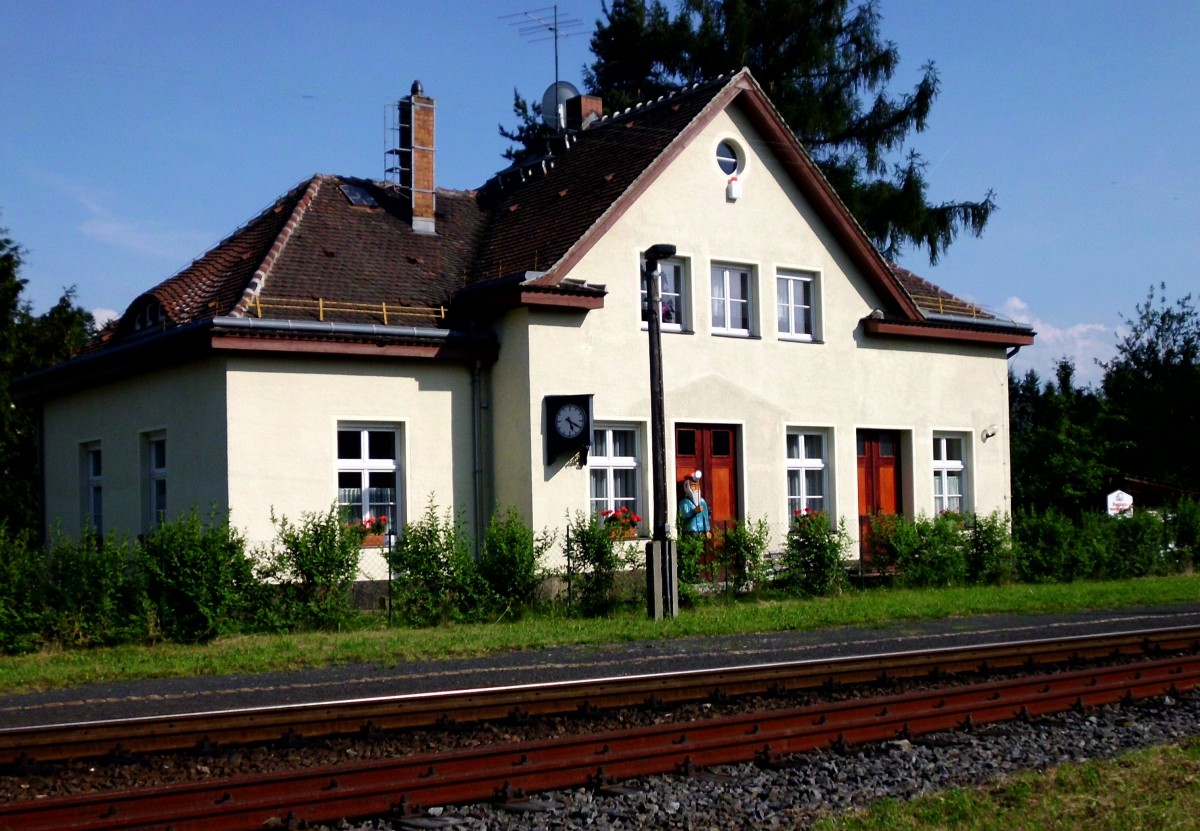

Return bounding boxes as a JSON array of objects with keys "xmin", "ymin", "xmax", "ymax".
[{"xmin": 502, "ymin": 5, "xmax": 585, "ymax": 90}]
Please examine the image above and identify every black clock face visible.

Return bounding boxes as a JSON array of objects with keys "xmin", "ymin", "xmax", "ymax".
[{"xmin": 554, "ymin": 403, "xmax": 586, "ymax": 438}]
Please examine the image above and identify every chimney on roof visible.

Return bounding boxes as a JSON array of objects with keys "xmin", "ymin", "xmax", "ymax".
[
  {"xmin": 397, "ymin": 80, "xmax": 436, "ymax": 234},
  {"xmin": 565, "ymin": 94, "xmax": 603, "ymax": 130}
]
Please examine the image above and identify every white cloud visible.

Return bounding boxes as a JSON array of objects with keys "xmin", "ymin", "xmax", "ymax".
[
  {"xmin": 1001, "ymin": 296, "xmax": 1118, "ymax": 388},
  {"xmin": 91, "ymin": 307, "xmax": 120, "ymax": 327}
]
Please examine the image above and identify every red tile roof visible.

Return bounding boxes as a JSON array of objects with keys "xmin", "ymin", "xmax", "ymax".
[{"xmin": 85, "ymin": 69, "xmax": 1025, "ymax": 358}]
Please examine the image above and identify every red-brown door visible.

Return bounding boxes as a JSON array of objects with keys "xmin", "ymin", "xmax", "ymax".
[
  {"xmin": 857, "ymin": 430, "xmax": 902, "ymax": 564},
  {"xmin": 675, "ymin": 424, "xmax": 738, "ymax": 528}
]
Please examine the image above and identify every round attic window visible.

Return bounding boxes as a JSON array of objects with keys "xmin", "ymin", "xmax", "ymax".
[{"xmin": 715, "ymin": 140, "xmax": 741, "ymax": 175}]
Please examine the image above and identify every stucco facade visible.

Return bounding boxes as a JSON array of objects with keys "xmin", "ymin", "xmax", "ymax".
[{"xmin": 26, "ymin": 70, "xmax": 1031, "ymax": 571}]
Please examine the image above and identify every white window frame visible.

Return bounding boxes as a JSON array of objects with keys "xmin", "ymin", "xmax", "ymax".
[
  {"xmin": 82, "ymin": 442, "xmax": 103, "ymax": 536},
  {"xmin": 786, "ymin": 429, "xmax": 828, "ymax": 517},
  {"xmin": 589, "ymin": 424, "xmax": 643, "ymax": 531},
  {"xmin": 337, "ymin": 424, "xmax": 403, "ymax": 533},
  {"xmin": 777, "ymin": 269, "xmax": 819, "ymax": 342},
  {"xmin": 640, "ymin": 257, "xmax": 689, "ymax": 332},
  {"xmin": 711, "ymin": 262, "xmax": 755, "ymax": 336},
  {"xmin": 144, "ymin": 433, "xmax": 167, "ymax": 532},
  {"xmin": 932, "ymin": 433, "xmax": 968, "ymax": 515}
]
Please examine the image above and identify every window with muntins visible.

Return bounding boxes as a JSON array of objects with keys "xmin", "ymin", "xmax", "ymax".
[
  {"xmin": 83, "ymin": 443, "xmax": 102, "ymax": 536},
  {"xmin": 933, "ymin": 434, "xmax": 966, "ymax": 514},
  {"xmin": 146, "ymin": 435, "xmax": 167, "ymax": 530},
  {"xmin": 777, "ymin": 270, "xmax": 817, "ymax": 340},
  {"xmin": 640, "ymin": 257, "xmax": 687, "ymax": 330},
  {"xmin": 787, "ymin": 430, "xmax": 827, "ymax": 516},
  {"xmin": 589, "ymin": 425, "xmax": 641, "ymax": 527},
  {"xmin": 711, "ymin": 263, "xmax": 753, "ymax": 334},
  {"xmin": 337, "ymin": 426, "xmax": 401, "ymax": 532}
]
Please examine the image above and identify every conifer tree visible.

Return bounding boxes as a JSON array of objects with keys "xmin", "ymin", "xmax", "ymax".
[{"xmin": 503, "ymin": 0, "xmax": 994, "ymax": 264}]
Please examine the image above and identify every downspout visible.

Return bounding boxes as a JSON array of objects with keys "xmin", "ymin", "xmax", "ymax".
[{"xmin": 472, "ymin": 359, "xmax": 490, "ymax": 556}]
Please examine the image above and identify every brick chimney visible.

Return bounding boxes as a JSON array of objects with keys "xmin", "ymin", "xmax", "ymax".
[
  {"xmin": 398, "ymin": 80, "xmax": 436, "ymax": 234},
  {"xmin": 565, "ymin": 94, "xmax": 603, "ymax": 130}
]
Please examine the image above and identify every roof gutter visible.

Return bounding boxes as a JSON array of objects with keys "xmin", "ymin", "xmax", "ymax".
[
  {"xmin": 210, "ymin": 315, "xmax": 484, "ymax": 344},
  {"xmin": 921, "ymin": 311, "xmax": 1035, "ymax": 334}
]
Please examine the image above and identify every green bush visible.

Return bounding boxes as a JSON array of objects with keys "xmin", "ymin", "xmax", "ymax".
[
  {"xmin": 566, "ymin": 511, "xmax": 622, "ymax": 616},
  {"xmin": 866, "ymin": 513, "xmax": 921, "ymax": 574},
  {"xmin": 141, "ymin": 510, "xmax": 256, "ymax": 643},
  {"xmin": 1069, "ymin": 511, "xmax": 1114, "ymax": 580},
  {"xmin": 964, "ymin": 512, "xmax": 1014, "ymax": 585},
  {"xmin": 0, "ymin": 525, "xmax": 44, "ymax": 654},
  {"xmin": 1112, "ymin": 509, "xmax": 1167, "ymax": 578},
  {"xmin": 675, "ymin": 532, "xmax": 705, "ymax": 606},
  {"xmin": 778, "ymin": 510, "xmax": 850, "ymax": 596},
  {"xmin": 390, "ymin": 503, "xmax": 490, "ymax": 627},
  {"xmin": 40, "ymin": 531, "xmax": 149, "ymax": 647},
  {"xmin": 1012, "ymin": 507, "xmax": 1075, "ymax": 583},
  {"xmin": 479, "ymin": 508, "xmax": 549, "ymax": 618},
  {"xmin": 257, "ymin": 506, "xmax": 362, "ymax": 631},
  {"xmin": 1167, "ymin": 497, "xmax": 1200, "ymax": 568},
  {"xmin": 718, "ymin": 517, "xmax": 770, "ymax": 592},
  {"xmin": 893, "ymin": 513, "xmax": 968, "ymax": 588}
]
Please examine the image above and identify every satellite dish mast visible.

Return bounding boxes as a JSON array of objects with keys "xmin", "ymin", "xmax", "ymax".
[{"xmin": 503, "ymin": 5, "xmax": 585, "ymax": 128}]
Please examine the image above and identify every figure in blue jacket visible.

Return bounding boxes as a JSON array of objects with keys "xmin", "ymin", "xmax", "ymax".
[{"xmin": 679, "ymin": 470, "xmax": 712, "ymax": 537}]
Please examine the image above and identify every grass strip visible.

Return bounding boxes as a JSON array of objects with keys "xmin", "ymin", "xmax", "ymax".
[
  {"xmin": 812, "ymin": 738, "xmax": 1200, "ymax": 830},
  {"xmin": 1, "ymin": 575, "xmax": 1197, "ymax": 694}
]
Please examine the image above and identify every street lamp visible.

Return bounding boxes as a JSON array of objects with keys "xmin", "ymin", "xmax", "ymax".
[{"xmin": 643, "ymin": 243, "xmax": 677, "ymax": 619}]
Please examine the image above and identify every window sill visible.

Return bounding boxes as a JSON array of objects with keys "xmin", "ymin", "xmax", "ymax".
[
  {"xmin": 711, "ymin": 330, "xmax": 761, "ymax": 340},
  {"xmin": 779, "ymin": 335, "xmax": 822, "ymax": 344}
]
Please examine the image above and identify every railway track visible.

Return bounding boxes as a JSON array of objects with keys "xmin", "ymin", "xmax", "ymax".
[
  {"xmin": 3, "ymin": 624, "xmax": 1197, "ymax": 767},
  {"xmin": 3, "ymin": 649, "xmax": 1198, "ymax": 831}
]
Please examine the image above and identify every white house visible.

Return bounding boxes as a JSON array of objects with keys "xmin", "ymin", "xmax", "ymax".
[{"xmin": 20, "ymin": 70, "xmax": 1034, "ymax": 572}]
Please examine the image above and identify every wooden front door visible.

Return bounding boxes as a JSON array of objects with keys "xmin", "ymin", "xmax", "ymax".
[
  {"xmin": 675, "ymin": 424, "xmax": 739, "ymax": 528},
  {"xmin": 857, "ymin": 430, "xmax": 903, "ymax": 564}
]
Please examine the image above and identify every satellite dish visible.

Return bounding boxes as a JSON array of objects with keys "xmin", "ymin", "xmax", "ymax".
[{"xmin": 541, "ymin": 80, "xmax": 580, "ymax": 130}]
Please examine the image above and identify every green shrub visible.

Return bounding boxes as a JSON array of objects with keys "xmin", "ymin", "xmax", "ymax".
[
  {"xmin": 141, "ymin": 510, "xmax": 256, "ymax": 643},
  {"xmin": 1112, "ymin": 509, "xmax": 1167, "ymax": 578},
  {"xmin": 0, "ymin": 525, "xmax": 44, "ymax": 654},
  {"xmin": 964, "ymin": 512, "xmax": 1014, "ymax": 585},
  {"xmin": 257, "ymin": 506, "xmax": 362, "ymax": 631},
  {"xmin": 675, "ymin": 532, "xmax": 705, "ymax": 606},
  {"xmin": 40, "ymin": 531, "xmax": 148, "ymax": 647},
  {"xmin": 779, "ymin": 510, "xmax": 850, "ymax": 596},
  {"xmin": 866, "ymin": 513, "xmax": 921, "ymax": 574},
  {"xmin": 479, "ymin": 508, "xmax": 549, "ymax": 618},
  {"xmin": 718, "ymin": 517, "xmax": 770, "ymax": 592},
  {"xmin": 390, "ymin": 503, "xmax": 490, "ymax": 627},
  {"xmin": 892, "ymin": 513, "xmax": 967, "ymax": 588},
  {"xmin": 1012, "ymin": 507, "xmax": 1075, "ymax": 583},
  {"xmin": 566, "ymin": 511, "xmax": 622, "ymax": 616},
  {"xmin": 1167, "ymin": 497, "xmax": 1200, "ymax": 568},
  {"xmin": 1071, "ymin": 512, "xmax": 1114, "ymax": 580}
]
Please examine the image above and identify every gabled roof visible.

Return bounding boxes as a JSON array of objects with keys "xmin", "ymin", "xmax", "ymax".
[{"xmin": 32, "ymin": 67, "xmax": 1030, "ymax": 396}]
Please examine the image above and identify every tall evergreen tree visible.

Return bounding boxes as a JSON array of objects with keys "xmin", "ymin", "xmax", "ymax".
[
  {"xmin": 0, "ymin": 223, "xmax": 95, "ymax": 533},
  {"xmin": 1008, "ymin": 359, "xmax": 1117, "ymax": 517},
  {"xmin": 503, "ymin": 0, "xmax": 994, "ymax": 264},
  {"xmin": 1100, "ymin": 283, "xmax": 1200, "ymax": 490}
]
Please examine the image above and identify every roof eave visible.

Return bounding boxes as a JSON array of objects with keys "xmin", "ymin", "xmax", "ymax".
[{"xmin": 862, "ymin": 316, "xmax": 1036, "ymax": 348}]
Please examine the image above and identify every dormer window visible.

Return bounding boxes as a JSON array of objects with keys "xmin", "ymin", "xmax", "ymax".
[{"xmin": 133, "ymin": 300, "xmax": 164, "ymax": 331}]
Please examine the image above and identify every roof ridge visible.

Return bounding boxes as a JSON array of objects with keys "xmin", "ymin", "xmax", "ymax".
[{"xmin": 230, "ymin": 175, "xmax": 325, "ymax": 318}]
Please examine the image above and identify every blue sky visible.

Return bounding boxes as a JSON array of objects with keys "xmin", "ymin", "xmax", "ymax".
[{"xmin": 3, "ymin": 1, "xmax": 1197, "ymax": 387}]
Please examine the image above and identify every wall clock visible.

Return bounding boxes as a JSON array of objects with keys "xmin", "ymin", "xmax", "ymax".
[{"xmin": 544, "ymin": 394, "xmax": 593, "ymax": 464}]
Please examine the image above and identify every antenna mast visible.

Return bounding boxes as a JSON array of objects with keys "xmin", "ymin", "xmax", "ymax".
[{"xmin": 504, "ymin": 5, "xmax": 585, "ymax": 89}]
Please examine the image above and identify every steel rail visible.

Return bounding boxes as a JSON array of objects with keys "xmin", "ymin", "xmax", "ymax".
[
  {"xmin": 4, "ymin": 653, "xmax": 1197, "ymax": 831},
  {"xmin": 2, "ymin": 625, "xmax": 1198, "ymax": 767}
]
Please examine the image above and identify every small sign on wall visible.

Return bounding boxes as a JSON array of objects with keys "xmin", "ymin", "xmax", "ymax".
[{"xmin": 1106, "ymin": 489, "xmax": 1134, "ymax": 517}]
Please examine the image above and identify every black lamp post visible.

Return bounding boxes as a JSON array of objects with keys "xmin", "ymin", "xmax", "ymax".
[{"xmin": 643, "ymin": 243, "xmax": 677, "ymax": 619}]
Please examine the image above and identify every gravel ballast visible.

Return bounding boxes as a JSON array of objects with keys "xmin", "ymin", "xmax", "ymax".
[{"xmin": 351, "ymin": 694, "xmax": 1200, "ymax": 831}]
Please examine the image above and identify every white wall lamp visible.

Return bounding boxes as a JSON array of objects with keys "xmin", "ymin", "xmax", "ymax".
[{"xmin": 981, "ymin": 425, "xmax": 999, "ymax": 443}]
